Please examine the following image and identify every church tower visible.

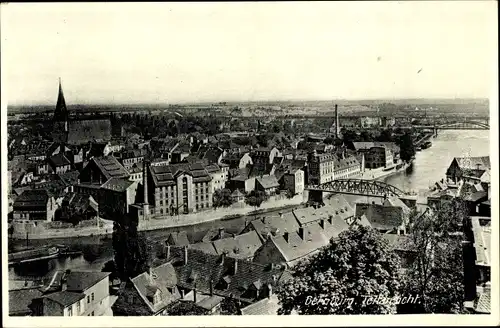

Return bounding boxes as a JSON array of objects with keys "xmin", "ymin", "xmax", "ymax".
[{"xmin": 53, "ymin": 78, "xmax": 69, "ymax": 143}]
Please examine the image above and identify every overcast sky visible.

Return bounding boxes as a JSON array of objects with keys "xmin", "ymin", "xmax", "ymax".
[{"xmin": 1, "ymin": 2, "xmax": 497, "ymax": 105}]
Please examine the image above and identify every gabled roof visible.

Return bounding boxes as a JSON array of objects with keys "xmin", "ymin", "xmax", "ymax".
[
  {"xmin": 9, "ymin": 288, "xmax": 43, "ymax": 315},
  {"xmin": 383, "ymin": 197, "xmax": 411, "ymax": 217},
  {"xmin": 454, "ymin": 156, "xmax": 490, "ymax": 171},
  {"xmin": 149, "ymin": 163, "xmax": 212, "ymax": 187},
  {"xmin": 256, "ymin": 175, "xmax": 279, "ymax": 189},
  {"xmin": 66, "ymin": 271, "xmax": 111, "ymax": 292},
  {"xmin": 91, "ymin": 156, "xmax": 129, "ymax": 180},
  {"xmin": 130, "ymin": 262, "xmax": 180, "ymax": 314},
  {"xmin": 101, "ymin": 178, "xmax": 135, "ymax": 192},
  {"xmin": 44, "ymin": 290, "xmax": 85, "ymax": 307},
  {"xmin": 241, "ymin": 294, "xmax": 280, "ymax": 315},
  {"xmin": 13, "ymin": 189, "xmax": 51, "ymax": 209},
  {"xmin": 166, "ymin": 231, "xmax": 190, "ymax": 246},
  {"xmin": 48, "ymin": 153, "xmax": 71, "ymax": 167},
  {"xmin": 212, "ymin": 231, "xmax": 263, "ymax": 260},
  {"xmin": 249, "ymin": 213, "xmax": 301, "ymax": 242}
]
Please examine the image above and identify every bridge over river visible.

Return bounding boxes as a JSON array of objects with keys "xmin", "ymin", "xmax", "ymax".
[{"xmin": 306, "ymin": 179, "xmax": 417, "ymax": 206}]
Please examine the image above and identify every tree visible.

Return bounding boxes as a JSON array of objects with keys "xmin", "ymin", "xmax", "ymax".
[
  {"xmin": 112, "ymin": 216, "xmax": 152, "ymax": 280},
  {"xmin": 245, "ymin": 190, "xmax": 269, "ymax": 210},
  {"xmin": 277, "ymin": 225, "xmax": 402, "ymax": 314},
  {"xmin": 220, "ymin": 297, "xmax": 241, "ymax": 315},
  {"xmin": 213, "ymin": 188, "xmax": 235, "ymax": 209},
  {"xmin": 397, "ymin": 131, "xmax": 415, "ymax": 163},
  {"xmin": 400, "ymin": 202, "xmax": 468, "ymax": 314},
  {"xmin": 102, "ymin": 260, "xmax": 118, "ymax": 281},
  {"xmin": 166, "ymin": 300, "xmax": 208, "ymax": 316}
]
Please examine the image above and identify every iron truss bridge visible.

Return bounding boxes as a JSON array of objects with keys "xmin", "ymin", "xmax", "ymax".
[
  {"xmin": 413, "ymin": 121, "xmax": 490, "ymax": 130},
  {"xmin": 306, "ymin": 179, "xmax": 405, "ymax": 197}
]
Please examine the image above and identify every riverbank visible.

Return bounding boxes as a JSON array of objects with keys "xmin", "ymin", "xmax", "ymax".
[
  {"xmin": 10, "ymin": 193, "xmax": 305, "ymax": 240},
  {"xmin": 360, "ymin": 161, "xmax": 413, "ymax": 188}
]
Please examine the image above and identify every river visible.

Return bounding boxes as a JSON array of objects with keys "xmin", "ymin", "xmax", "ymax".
[
  {"xmin": 384, "ymin": 129, "xmax": 490, "ymax": 192},
  {"xmin": 9, "ymin": 129, "xmax": 490, "ymax": 282}
]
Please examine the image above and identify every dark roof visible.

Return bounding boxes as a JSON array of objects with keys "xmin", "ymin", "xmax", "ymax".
[
  {"xmin": 150, "ymin": 164, "xmax": 211, "ymax": 187},
  {"xmin": 355, "ymin": 203, "xmax": 403, "ymax": 230},
  {"xmin": 62, "ymin": 192, "xmax": 98, "ymax": 213},
  {"xmin": 101, "ymin": 178, "xmax": 135, "ymax": 192},
  {"xmin": 13, "ymin": 189, "xmax": 51, "ymax": 210},
  {"xmin": 66, "ymin": 271, "xmax": 111, "ymax": 292},
  {"xmin": 58, "ymin": 170, "xmax": 80, "ymax": 186},
  {"xmin": 92, "ymin": 156, "xmax": 129, "ymax": 180},
  {"xmin": 48, "ymin": 153, "xmax": 71, "ymax": 167},
  {"xmin": 168, "ymin": 247, "xmax": 290, "ymax": 303},
  {"xmin": 67, "ymin": 119, "xmax": 112, "ymax": 145},
  {"xmin": 45, "ymin": 290, "xmax": 85, "ymax": 307},
  {"xmin": 256, "ymin": 175, "xmax": 280, "ymax": 189},
  {"xmin": 9, "ymin": 288, "xmax": 43, "ymax": 315},
  {"xmin": 249, "ymin": 213, "xmax": 301, "ymax": 242}
]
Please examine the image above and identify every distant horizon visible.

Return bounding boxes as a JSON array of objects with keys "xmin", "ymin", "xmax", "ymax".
[
  {"xmin": 3, "ymin": 2, "xmax": 496, "ymax": 105},
  {"xmin": 6, "ymin": 96, "xmax": 491, "ymax": 108}
]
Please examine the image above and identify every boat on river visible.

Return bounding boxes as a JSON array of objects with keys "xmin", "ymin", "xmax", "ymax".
[
  {"xmin": 421, "ymin": 141, "xmax": 432, "ymax": 149},
  {"xmin": 8, "ymin": 246, "xmax": 60, "ymax": 266}
]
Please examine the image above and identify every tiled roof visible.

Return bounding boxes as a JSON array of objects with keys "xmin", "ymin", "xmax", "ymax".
[
  {"xmin": 131, "ymin": 263, "xmax": 180, "ymax": 314},
  {"xmin": 188, "ymin": 242, "xmax": 218, "ymax": 255},
  {"xmin": 474, "ymin": 289, "xmax": 491, "ymax": 314},
  {"xmin": 195, "ymin": 295, "xmax": 224, "ymax": 311},
  {"xmin": 149, "ymin": 163, "xmax": 212, "ymax": 187},
  {"xmin": 67, "ymin": 119, "xmax": 112, "ymax": 145},
  {"xmin": 241, "ymin": 294, "xmax": 280, "ymax": 315},
  {"xmin": 268, "ymin": 216, "xmax": 350, "ymax": 265},
  {"xmin": 9, "ymin": 288, "xmax": 42, "ymax": 315},
  {"xmin": 256, "ymin": 175, "xmax": 280, "ymax": 189},
  {"xmin": 13, "ymin": 189, "xmax": 51, "ymax": 210},
  {"xmin": 62, "ymin": 192, "xmax": 98, "ymax": 213},
  {"xmin": 45, "ymin": 290, "xmax": 85, "ymax": 307},
  {"xmin": 92, "ymin": 156, "xmax": 129, "ymax": 180},
  {"xmin": 48, "ymin": 153, "xmax": 71, "ymax": 167},
  {"xmin": 212, "ymin": 231, "xmax": 263, "ymax": 260},
  {"xmin": 249, "ymin": 213, "xmax": 301, "ymax": 242},
  {"xmin": 455, "ymin": 156, "xmax": 490, "ymax": 171},
  {"xmin": 355, "ymin": 203, "xmax": 403, "ymax": 231},
  {"xmin": 166, "ymin": 231, "xmax": 190, "ymax": 246},
  {"xmin": 168, "ymin": 247, "xmax": 290, "ymax": 303},
  {"xmin": 66, "ymin": 271, "xmax": 111, "ymax": 292},
  {"xmin": 471, "ymin": 217, "xmax": 490, "ymax": 266},
  {"xmin": 383, "ymin": 197, "xmax": 411, "ymax": 217},
  {"xmin": 201, "ymin": 228, "xmax": 234, "ymax": 243},
  {"xmin": 101, "ymin": 178, "xmax": 135, "ymax": 192}
]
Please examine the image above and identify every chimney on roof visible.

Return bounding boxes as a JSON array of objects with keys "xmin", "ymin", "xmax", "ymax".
[
  {"xmin": 209, "ymin": 280, "xmax": 214, "ymax": 296},
  {"xmin": 279, "ymin": 212, "xmax": 283, "ymax": 218},
  {"xmin": 283, "ymin": 229, "xmax": 289, "ymax": 243},
  {"xmin": 183, "ymin": 246, "xmax": 188, "ymax": 265},
  {"xmin": 268, "ymin": 284, "xmax": 273, "ymax": 299},
  {"xmin": 298, "ymin": 227, "xmax": 306, "ymax": 240},
  {"xmin": 165, "ymin": 244, "xmax": 171, "ymax": 261},
  {"xmin": 193, "ymin": 282, "xmax": 197, "ymax": 303},
  {"xmin": 234, "ymin": 259, "xmax": 238, "ymax": 275},
  {"xmin": 218, "ymin": 227, "xmax": 225, "ymax": 239},
  {"xmin": 61, "ymin": 273, "xmax": 68, "ymax": 292}
]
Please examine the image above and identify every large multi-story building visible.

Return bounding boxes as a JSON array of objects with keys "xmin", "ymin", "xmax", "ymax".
[
  {"xmin": 147, "ymin": 163, "xmax": 213, "ymax": 216},
  {"xmin": 352, "ymin": 142, "xmax": 395, "ymax": 169},
  {"xmin": 307, "ymin": 152, "xmax": 337, "ymax": 185}
]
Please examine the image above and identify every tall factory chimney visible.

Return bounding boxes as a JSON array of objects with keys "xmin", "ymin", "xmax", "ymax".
[{"xmin": 335, "ymin": 104, "xmax": 339, "ymax": 139}]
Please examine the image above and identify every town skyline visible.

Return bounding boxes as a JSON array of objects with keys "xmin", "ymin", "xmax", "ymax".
[{"xmin": 2, "ymin": 2, "xmax": 497, "ymax": 105}]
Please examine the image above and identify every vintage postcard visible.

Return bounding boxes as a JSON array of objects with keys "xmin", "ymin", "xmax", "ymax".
[{"xmin": 1, "ymin": 1, "xmax": 498, "ymax": 327}]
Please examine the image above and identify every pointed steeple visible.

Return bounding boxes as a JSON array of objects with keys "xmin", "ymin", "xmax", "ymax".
[{"xmin": 54, "ymin": 78, "xmax": 68, "ymax": 122}]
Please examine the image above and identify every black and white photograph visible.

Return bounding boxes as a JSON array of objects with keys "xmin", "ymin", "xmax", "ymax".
[{"xmin": 1, "ymin": 1, "xmax": 498, "ymax": 326}]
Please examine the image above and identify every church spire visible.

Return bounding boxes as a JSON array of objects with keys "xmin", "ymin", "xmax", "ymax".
[{"xmin": 54, "ymin": 78, "xmax": 68, "ymax": 122}]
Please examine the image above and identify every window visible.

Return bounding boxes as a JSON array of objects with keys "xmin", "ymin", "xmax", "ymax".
[
  {"xmin": 76, "ymin": 302, "xmax": 80, "ymax": 314},
  {"xmin": 87, "ymin": 296, "xmax": 90, "ymax": 304},
  {"xmin": 91, "ymin": 311, "xmax": 95, "ymax": 316},
  {"xmin": 91, "ymin": 293, "xmax": 94, "ymax": 301},
  {"xmin": 67, "ymin": 307, "xmax": 73, "ymax": 316}
]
